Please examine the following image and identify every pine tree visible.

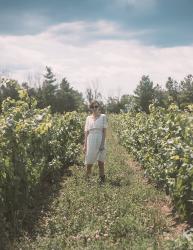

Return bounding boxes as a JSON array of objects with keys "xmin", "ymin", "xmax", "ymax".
[
  {"xmin": 134, "ymin": 75, "xmax": 155, "ymax": 113},
  {"xmin": 180, "ymin": 74, "xmax": 193, "ymax": 108},
  {"xmin": 56, "ymin": 78, "xmax": 84, "ymax": 113},
  {"xmin": 41, "ymin": 66, "xmax": 58, "ymax": 112},
  {"xmin": 165, "ymin": 77, "xmax": 181, "ymax": 107}
]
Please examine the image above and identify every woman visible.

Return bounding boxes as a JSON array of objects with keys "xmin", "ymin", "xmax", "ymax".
[{"xmin": 83, "ymin": 100, "xmax": 108, "ymax": 183}]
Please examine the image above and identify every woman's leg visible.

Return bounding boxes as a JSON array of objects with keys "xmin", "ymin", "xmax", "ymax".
[
  {"xmin": 86, "ymin": 164, "xmax": 93, "ymax": 178},
  {"xmin": 98, "ymin": 160, "xmax": 105, "ymax": 177}
]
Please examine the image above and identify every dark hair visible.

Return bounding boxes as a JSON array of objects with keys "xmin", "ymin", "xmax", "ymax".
[{"xmin": 89, "ymin": 100, "xmax": 100, "ymax": 109}]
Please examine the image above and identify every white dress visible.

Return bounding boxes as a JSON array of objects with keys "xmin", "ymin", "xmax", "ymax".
[{"xmin": 84, "ymin": 114, "xmax": 108, "ymax": 165}]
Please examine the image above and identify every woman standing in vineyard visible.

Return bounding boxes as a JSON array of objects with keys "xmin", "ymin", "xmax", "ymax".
[{"xmin": 83, "ymin": 100, "xmax": 108, "ymax": 183}]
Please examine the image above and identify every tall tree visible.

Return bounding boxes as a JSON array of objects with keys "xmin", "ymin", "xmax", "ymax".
[
  {"xmin": 153, "ymin": 84, "xmax": 167, "ymax": 108},
  {"xmin": 43, "ymin": 66, "xmax": 56, "ymax": 86},
  {"xmin": 165, "ymin": 77, "xmax": 181, "ymax": 107},
  {"xmin": 41, "ymin": 66, "xmax": 58, "ymax": 112},
  {"xmin": 180, "ymin": 74, "xmax": 193, "ymax": 108},
  {"xmin": 134, "ymin": 75, "xmax": 155, "ymax": 113},
  {"xmin": 56, "ymin": 78, "xmax": 85, "ymax": 113}
]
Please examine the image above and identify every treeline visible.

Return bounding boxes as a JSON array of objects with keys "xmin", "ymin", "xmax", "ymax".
[
  {"xmin": 106, "ymin": 75, "xmax": 193, "ymax": 113},
  {"xmin": 0, "ymin": 66, "xmax": 86, "ymax": 114},
  {"xmin": 1, "ymin": 67, "xmax": 193, "ymax": 113}
]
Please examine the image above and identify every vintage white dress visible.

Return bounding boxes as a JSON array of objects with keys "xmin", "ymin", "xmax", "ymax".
[{"xmin": 84, "ymin": 114, "xmax": 108, "ymax": 165}]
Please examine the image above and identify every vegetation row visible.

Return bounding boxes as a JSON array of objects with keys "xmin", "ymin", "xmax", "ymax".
[
  {"xmin": 0, "ymin": 89, "xmax": 84, "ymax": 245},
  {"xmin": 112, "ymin": 104, "xmax": 193, "ymax": 221}
]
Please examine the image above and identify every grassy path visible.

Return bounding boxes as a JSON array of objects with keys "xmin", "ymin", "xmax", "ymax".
[{"xmin": 13, "ymin": 125, "xmax": 186, "ymax": 249}]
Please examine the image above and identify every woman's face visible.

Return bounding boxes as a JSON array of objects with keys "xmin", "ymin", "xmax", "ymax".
[{"xmin": 90, "ymin": 104, "xmax": 100, "ymax": 114}]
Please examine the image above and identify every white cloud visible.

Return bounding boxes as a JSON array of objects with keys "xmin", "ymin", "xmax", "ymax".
[
  {"xmin": 40, "ymin": 20, "xmax": 151, "ymax": 45},
  {"xmin": 0, "ymin": 20, "xmax": 193, "ymax": 99}
]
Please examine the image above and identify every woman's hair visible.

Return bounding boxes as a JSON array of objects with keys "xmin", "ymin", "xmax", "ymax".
[{"xmin": 89, "ymin": 100, "xmax": 100, "ymax": 109}]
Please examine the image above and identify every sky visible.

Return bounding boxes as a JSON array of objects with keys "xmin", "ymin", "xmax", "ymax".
[{"xmin": 0, "ymin": 0, "xmax": 193, "ymax": 98}]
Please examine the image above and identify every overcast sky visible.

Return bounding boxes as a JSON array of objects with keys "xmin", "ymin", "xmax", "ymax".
[{"xmin": 0, "ymin": 0, "xmax": 193, "ymax": 98}]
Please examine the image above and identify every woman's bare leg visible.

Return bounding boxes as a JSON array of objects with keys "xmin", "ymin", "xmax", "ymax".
[
  {"xmin": 98, "ymin": 161, "xmax": 105, "ymax": 177},
  {"xmin": 86, "ymin": 164, "xmax": 93, "ymax": 179}
]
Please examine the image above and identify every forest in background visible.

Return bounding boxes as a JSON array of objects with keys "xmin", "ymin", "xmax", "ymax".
[{"xmin": 1, "ymin": 66, "xmax": 193, "ymax": 114}]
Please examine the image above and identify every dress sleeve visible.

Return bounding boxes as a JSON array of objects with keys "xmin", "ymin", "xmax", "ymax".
[
  {"xmin": 84, "ymin": 116, "xmax": 89, "ymax": 132},
  {"xmin": 103, "ymin": 114, "xmax": 108, "ymax": 128}
]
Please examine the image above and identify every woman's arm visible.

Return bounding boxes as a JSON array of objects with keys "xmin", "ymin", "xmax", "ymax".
[{"xmin": 99, "ymin": 114, "xmax": 107, "ymax": 151}]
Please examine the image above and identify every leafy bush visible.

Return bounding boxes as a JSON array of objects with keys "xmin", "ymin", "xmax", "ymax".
[
  {"xmin": 0, "ymin": 89, "xmax": 84, "ymax": 241},
  {"xmin": 112, "ymin": 104, "xmax": 193, "ymax": 220}
]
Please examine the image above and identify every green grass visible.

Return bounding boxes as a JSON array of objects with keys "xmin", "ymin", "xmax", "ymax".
[{"xmin": 12, "ymin": 126, "xmax": 186, "ymax": 250}]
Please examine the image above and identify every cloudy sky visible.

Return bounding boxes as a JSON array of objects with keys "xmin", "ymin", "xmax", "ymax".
[{"xmin": 0, "ymin": 0, "xmax": 193, "ymax": 98}]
